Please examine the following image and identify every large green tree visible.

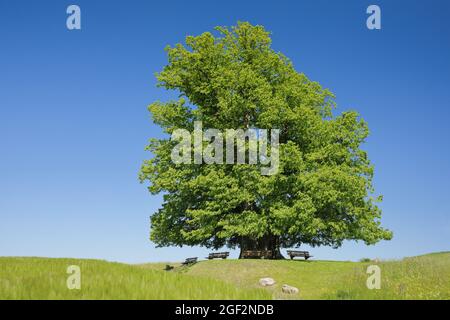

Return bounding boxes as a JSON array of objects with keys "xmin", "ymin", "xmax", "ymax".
[{"xmin": 140, "ymin": 22, "xmax": 392, "ymax": 259}]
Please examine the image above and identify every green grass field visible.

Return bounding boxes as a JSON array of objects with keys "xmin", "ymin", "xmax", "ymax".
[
  {"xmin": 0, "ymin": 257, "xmax": 269, "ymax": 300},
  {"xmin": 1, "ymin": 252, "xmax": 449, "ymax": 300}
]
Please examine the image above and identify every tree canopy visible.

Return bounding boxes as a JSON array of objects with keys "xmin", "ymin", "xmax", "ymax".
[{"xmin": 140, "ymin": 22, "xmax": 392, "ymax": 258}]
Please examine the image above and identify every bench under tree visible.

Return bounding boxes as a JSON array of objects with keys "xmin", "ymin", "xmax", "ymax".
[
  {"xmin": 207, "ymin": 252, "xmax": 230, "ymax": 259},
  {"xmin": 181, "ymin": 257, "xmax": 198, "ymax": 265},
  {"xmin": 286, "ymin": 250, "xmax": 313, "ymax": 260},
  {"xmin": 241, "ymin": 250, "xmax": 273, "ymax": 259}
]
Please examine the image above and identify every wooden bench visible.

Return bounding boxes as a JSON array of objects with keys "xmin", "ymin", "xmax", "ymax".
[
  {"xmin": 241, "ymin": 250, "xmax": 273, "ymax": 259},
  {"xmin": 207, "ymin": 252, "xmax": 230, "ymax": 259},
  {"xmin": 286, "ymin": 250, "xmax": 313, "ymax": 260},
  {"xmin": 181, "ymin": 257, "xmax": 198, "ymax": 265}
]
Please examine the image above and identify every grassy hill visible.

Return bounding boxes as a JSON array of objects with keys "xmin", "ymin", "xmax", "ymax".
[
  {"xmin": 140, "ymin": 251, "xmax": 450, "ymax": 300},
  {"xmin": 1, "ymin": 252, "xmax": 449, "ymax": 299}
]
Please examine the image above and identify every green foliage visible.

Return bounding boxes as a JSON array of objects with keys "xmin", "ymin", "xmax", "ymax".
[{"xmin": 140, "ymin": 22, "xmax": 392, "ymax": 251}]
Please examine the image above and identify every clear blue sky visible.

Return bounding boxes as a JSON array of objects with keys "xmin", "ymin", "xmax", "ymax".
[{"xmin": 1, "ymin": 0, "xmax": 449, "ymax": 263}]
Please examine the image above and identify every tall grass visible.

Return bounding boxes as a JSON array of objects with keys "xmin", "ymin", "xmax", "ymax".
[
  {"xmin": 2, "ymin": 253, "xmax": 449, "ymax": 300},
  {"xmin": 0, "ymin": 257, "xmax": 270, "ymax": 300},
  {"xmin": 141, "ymin": 252, "xmax": 450, "ymax": 300},
  {"xmin": 326, "ymin": 253, "xmax": 450, "ymax": 299}
]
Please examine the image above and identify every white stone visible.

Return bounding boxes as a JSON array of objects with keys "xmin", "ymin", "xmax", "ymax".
[
  {"xmin": 259, "ymin": 277, "xmax": 276, "ymax": 286},
  {"xmin": 282, "ymin": 284, "xmax": 299, "ymax": 294}
]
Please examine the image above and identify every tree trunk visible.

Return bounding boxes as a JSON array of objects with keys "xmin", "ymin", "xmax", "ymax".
[{"xmin": 238, "ymin": 235, "xmax": 284, "ymax": 259}]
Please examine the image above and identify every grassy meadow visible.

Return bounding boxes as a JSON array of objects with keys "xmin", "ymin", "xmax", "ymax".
[
  {"xmin": 0, "ymin": 257, "xmax": 270, "ymax": 300},
  {"xmin": 1, "ymin": 252, "xmax": 449, "ymax": 300},
  {"xmin": 140, "ymin": 251, "xmax": 450, "ymax": 300}
]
